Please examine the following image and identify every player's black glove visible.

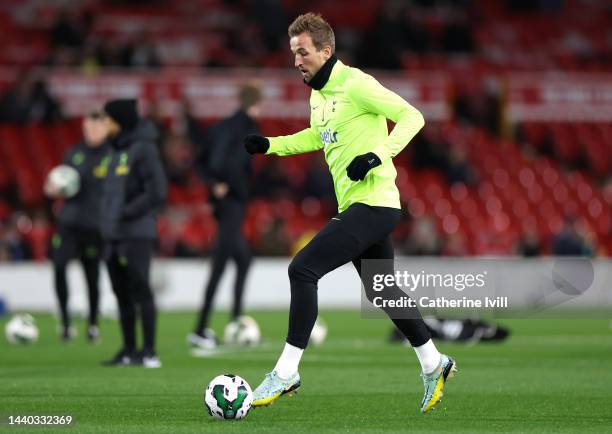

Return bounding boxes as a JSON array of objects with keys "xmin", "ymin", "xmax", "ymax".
[
  {"xmin": 346, "ymin": 152, "xmax": 382, "ymax": 181},
  {"xmin": 244, "ymin": 134, "xmax": 270, "ymax": 154}
]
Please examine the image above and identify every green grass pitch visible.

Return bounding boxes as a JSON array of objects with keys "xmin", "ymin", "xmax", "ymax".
[{"xmin": 1, "ymin": 311, "xmax": 612, "ymax": 433}]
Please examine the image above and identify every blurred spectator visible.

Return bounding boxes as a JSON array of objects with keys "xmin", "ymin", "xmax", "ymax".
[
  {"xmin": 403, "ymin": 9, "xmax": 430, "ymax": 55},
  {"xmin": 441, "ymin": 15, "xmax": 475, "ymax": 54},
  {"xmin": 51, "ymin": 9, "xmax": 90, "ymax": 49},
  {"xmin": 249, "ymin": 0, "xmax": 288, "ymax": 51},
  {"xmin": 411, "ymin": 129, "xmax": 477, "ymax": 187},
  {"xmin": 99, "ymin": 41, "xmax": 126, "ymax": 67},
  {"xmin": 551, "ymin": 218, "xmax": 593, "ymax": 256},
  {"xmin": 411, "ymin": 127, "xmax": 448, "ymax": 171},
  {"xmin": 161, "ymin": 133, "xmax": 194, "ymax": 186},
  {"xmin": 516, "ymin": 226, "xmax": 542, "ymax": 257},
  {"xmin": 145, "ymin": 101, "xmax": 170, "ymax": 155},
  {"xmin": 253, "ymin": 158, "xmax": 291, "ymax": 199},
  {"xmin": 0, "ymin": 75, "xmax": 63, "ymax": 123},
  {"xmin": 46, "ymin": 8, "xmax": 94, "ymax": 66},
  {"xmin": 231, "ymin": 23, "xmax": 268, "ymax": 67},
  {"xmin": 120, "ymin": 33, "xmax": 162, "ymax": 69},
  {"xmin": 301, "ymin": 157, "xmax": 335, "ymax": 205},
  {"xmin": 257, "ymin": 216, "xmax": 291, "ymax": 256},
  {"xmin": 444, "ymin": 146, "xmax": 477, "ymax": 186},
  {"xmin": 80, "ymin": 39, "xmax": 108, "ymax": 74},
  {"xmin": 28, "ymin": 209, "xmax": 53, "ymax": 261},
  {"xmin": 357, "ymin": 0, "xmax": 410, "ymax": 69},
  {"xmin": 179, "ymin": 101, "xmax": 208, "ymax": 161},
  {"xmin": 443, "ymin": 232, "xmax": 468, "ymax": 256},
  {"xmin": 454, "ymin": 81, "xmax": 501, "ymax": 134},
  {"xmin": 0, "ymin": 218, "xmax": 32, "ymax": 261},
  {"xmin": 401, "ymin": 215, "xmax": 443, "ymax": 255}
]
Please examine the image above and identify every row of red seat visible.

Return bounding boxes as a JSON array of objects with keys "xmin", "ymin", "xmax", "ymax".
[
  {"xmin": 380, "ymin": 118, "xmax": 609, "ymax": 254},
  {"xmin": 1, "ymin": 0, "xmax": 609, "ymax": 71},
  {"xmin": 1, "ymin": 119, "xmax": 610, "ymax": 257},
  {"xmin": 520, "ymin": 122, "xmax": 612, "ymax": 177}
]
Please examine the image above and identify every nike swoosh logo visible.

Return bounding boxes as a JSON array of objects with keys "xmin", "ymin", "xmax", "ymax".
[
  {"xmin": 368, "ymin": 159, "xmax": 376, "ymax": 164},
  {"xmin": 332, "ymin": 217, "xmax": 341, "ymax": 221},
  {"xmin": 312, "ymin": 106, "xmax": 318, "ymax": 110}
]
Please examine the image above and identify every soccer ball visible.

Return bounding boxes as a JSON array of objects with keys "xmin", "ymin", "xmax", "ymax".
[
  {"xmin": 310, "ymin": 317, "xmax": 328, "ymax": 346},
  {"xmin": 5, "ymin": 314, "xmax": 39, "ymax": 344},
  {"xmin": 223, "ymin": 316, "xmax": 261, "ymax": 346},
  {"xmin": 204, "ymin": 374, "xmax": 253, "ymax": 420},
  {"xmin": 47, "ymin": 165, "xmax": 80, "ymax": 198}
]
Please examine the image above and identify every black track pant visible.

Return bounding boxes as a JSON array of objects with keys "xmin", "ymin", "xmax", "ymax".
[
  {"xmin": 195, "ymin": 199, "xmax": 252, "ymax": 334},
  {"xmin": 51, "ymin": 225, "xmax": 101, "ymax": 329},
  {"xmin": 106, "ymin": 239, "xmax": 156, "ymax": 354},
  {"xmin": 287, "ymin": 203, "xmax": 431, "ymax": 349}
]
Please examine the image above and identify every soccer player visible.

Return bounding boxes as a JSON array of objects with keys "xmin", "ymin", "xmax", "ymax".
[
  {"xmin": 244, "ymin": 13, "xmax": 456, "ymax": 413},
  {"xmin": 99, "ymin": 99, "xmax": 167, "ymax": 368},
  {"xmin": 45, "ymin": 112, "xmax": 108, "ymax": 342},
  {"xmin": 188, "ymin": 83, "xmax": 262, "ymax": 349}
]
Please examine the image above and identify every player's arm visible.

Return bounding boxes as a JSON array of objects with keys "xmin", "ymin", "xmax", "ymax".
[
  {"xmin": 244, "ymin": 127, "xmax": 322, "ymax": 156},
  {"xmin": 347, "ymin": 74, "xmax": 425, "ymax": 162}
]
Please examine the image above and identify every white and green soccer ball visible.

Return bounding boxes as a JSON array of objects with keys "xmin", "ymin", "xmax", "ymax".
[
  {"xmin": 47, "ymin": 165, "xmax": 80, "ymax": 198},
  {"xmin": 5, "ymin": 314, "xmax": 39, "ymax": 344},
  {"xmin": 223, "ymin": 316, "xmax": 261, "ymax": 346},
  {"xmin": 204, "ymin": 374, "xmax": 253, "ymax": 420}
]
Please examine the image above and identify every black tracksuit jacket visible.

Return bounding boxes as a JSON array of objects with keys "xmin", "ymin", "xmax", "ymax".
[
  {"xmin": 58, "ymin": 141, "xmax": 108, "ymax": 230},
  {"xmin": 196, "ymin": 109, "xmax": 259, "ymax": 202},
  {"xmin": 100, "ymin": 120, "xmax": 167, "ymax": 240}
]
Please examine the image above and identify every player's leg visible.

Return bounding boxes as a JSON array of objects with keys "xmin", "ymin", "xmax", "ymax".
[
  {"xmin": 252, "ymin": 219, "xmax": 354, "ymax": 405},
  {"xmin": 51, "ymin": 225, "xmax": 78, "ymax": 341},
  {"xmin": 253, "ymin": 204, "xmax": 401, "ymax": 406},
  {"xmin": 284, "ymin": 204, "xmax": 402, "ymax": 351},
  {"xmin": 230, "ymin": 241, "xmax": 251, "ymax": 321},
  {"xmin": 122, "ymin": 239, "xmax": 159, "ymax": 368},
  {"xmin": 230, "ymin": 202, "xmax": 252, "ymax": 321},
  {"xmin": 191, "ymin": 200, "xmax": 236, "ymax": 344},
  {"xmin": 352, "ymin": 237, "xmax": 434, "ymax": 354},
  {"xmin": 103, "ymin": 244, "xmax": 138, "ymax": 365},
  {"xmin": 78, "ymin": 230, "xmax": 102, "ymax": 342},
  {"xmin": 354, "ymin": 237, "xmax": 456, "ymax": 413}
]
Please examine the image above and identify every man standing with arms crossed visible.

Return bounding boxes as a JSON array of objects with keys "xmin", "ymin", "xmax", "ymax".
[{"xmin": 244, "ymin": 13, "xmax": 456, "ymax": 413}]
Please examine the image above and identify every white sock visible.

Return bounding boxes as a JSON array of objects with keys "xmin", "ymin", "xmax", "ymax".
[
  {"xmin": 413, "ymin": 339, "xmax": 441, "ymax": 374},
  {"xmin": 273, "ymin": 343, "xmax": 304, "ymax": 379}
]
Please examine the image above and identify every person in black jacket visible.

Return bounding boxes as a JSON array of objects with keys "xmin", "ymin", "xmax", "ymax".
[
  {"xmin": 45, "ymin": 112, "xmax": 108, "ymax": 342},
  {"xmin": 99, "ymin": 99, "xmax": 167, "ymax": 368},
  {"xmin": 188, "ymin": 83, "xmax": 262, "ymax": 349}
]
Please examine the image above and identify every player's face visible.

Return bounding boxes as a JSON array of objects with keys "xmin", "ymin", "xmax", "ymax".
[
  {"xmin": 290, "ymin": 33, "xmax": 331, "ymax": 83},
  {"xmin": 82, "ymin": 114, "xmax": 108, "ymax": 147}
]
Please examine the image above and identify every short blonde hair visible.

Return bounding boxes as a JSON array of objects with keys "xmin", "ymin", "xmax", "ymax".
[
  {"xmin": 239, "ymin": 82, "xmax": 262, "ymax": 110},
  {"xmin": 288, "ymin": 12, "xmax": 335, "ymax": 53}
]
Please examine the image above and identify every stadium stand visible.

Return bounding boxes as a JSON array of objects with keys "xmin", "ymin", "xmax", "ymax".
[{"xmin": 0, "ymin": 0, "xmax": 610, "ymax": 260}]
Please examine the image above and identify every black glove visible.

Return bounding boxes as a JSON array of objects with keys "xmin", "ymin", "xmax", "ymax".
[
  {"xmin": 244, "ymin": 134, "xmax": 270, "ymax": 154},
  {"xmin": 346, "ymin": 152, "xmax": 382, "ymax": 181}
]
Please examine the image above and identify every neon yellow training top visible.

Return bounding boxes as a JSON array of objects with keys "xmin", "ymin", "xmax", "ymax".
[{"xmin": 266, "ymin": 59, "xmax": 425, "ymax": 212}]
